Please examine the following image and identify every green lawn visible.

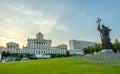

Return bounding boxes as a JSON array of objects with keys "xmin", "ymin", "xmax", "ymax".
[{"xmin": 0, "ymin": 57, "xmax": 120, "ymax": 74}]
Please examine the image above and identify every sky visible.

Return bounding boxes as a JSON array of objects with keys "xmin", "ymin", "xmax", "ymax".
[{"xmin": 0, "ymin": 0, "xmax": 120, "ymax": 48}]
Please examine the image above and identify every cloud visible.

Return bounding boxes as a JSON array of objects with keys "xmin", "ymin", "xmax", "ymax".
[
  {"xmin": 55, "ymin": 24, "xmax": 68, "ymax": 31},
  {"xmin": 0, "ymin": 1, "xmax": 67, "ymax": 47},
  {"xmin": 9, "ymin": 3, "xmax": 62, "ymax": 33},
  {"xmin": 0, "ymin": 36, "xmax": 25, "ymax": 48},
  {"xmin": 0, "ymin": 2, "xmax": 58, "ymax": 34}
]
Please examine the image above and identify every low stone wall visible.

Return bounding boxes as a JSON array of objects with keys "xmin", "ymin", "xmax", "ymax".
[{"xmin": 84, "ymin": 51, "xmax": 120, "ymax": 60}]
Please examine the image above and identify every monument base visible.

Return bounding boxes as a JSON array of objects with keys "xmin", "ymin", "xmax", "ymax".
[
  {"xmin": 84, "ymin": 49, "xmax": 120, "ymax": 60},
  {"xmin": 101, "ymin": 49, "xmax": 113, "ymax": 53}
]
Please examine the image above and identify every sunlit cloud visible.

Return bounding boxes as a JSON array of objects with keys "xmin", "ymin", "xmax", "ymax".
[
  {"xmin": 0, "ymin": 36, "xmax": 25, "ymax": 48},
  {"xmin": 55, "ymin": 24, "xmax": 68, "ymax": 31},
  {"xmin": 0, "ymin": 1, "xmax": 66, "ymax": 47}
]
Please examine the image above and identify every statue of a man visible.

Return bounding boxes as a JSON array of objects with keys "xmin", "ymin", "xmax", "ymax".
[{"xmin": 97, "ymin": 18, "xmax": 113, "ymax": 49}]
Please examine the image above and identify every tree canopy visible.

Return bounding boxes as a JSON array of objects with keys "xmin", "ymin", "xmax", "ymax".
[{"xmin": 113, "ymin": 39, "xmax": 120, "ymax": 52}]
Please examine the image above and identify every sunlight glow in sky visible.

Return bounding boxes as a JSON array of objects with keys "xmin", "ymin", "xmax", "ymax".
[{"xmin": 0, "ymin": 0, "xmax": 120, "ymax": 47}]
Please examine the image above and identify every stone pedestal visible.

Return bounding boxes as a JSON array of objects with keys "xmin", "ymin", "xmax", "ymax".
[
  {"xmin": 101, "ymin": 49, "xmax": 113, "ymax": 53},
  {"xmin": 84, "ymin": 49, "xmax": 120, "ymax": 60}
]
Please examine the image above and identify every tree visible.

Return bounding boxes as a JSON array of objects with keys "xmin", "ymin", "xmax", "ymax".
[
  {"xmin": 83, "ymin": 43, "xmax": 102, "ymax": 55},
  {"xmin": 113, "ymin": 39, "xmax": 120, "ymax": 53},
  {"xmin": 94, "ymin": 43, "xmax": 102, "ymax": 52},
  {"xmin": 83, "ymin": 46, "xmax": 92, "ymax": 54},
  {"xmin": 2, "ymin": 51, "xmax": 10, "ymax": 57},
  {"xmin": 66, "ymin": 50, "xmax": 69, "ymax": 57}
]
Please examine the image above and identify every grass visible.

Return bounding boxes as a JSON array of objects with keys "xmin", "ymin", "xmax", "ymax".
[{"xmin": 0, "ymin": 57, "xmax": 120, "ymax": 74}]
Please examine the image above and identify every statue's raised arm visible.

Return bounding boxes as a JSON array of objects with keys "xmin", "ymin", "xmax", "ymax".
[
  {"xmin": 96, "ymin": 18, "xmax": 102, "ymax": 31},
  {"xmin": 97, "ymin": 23, "xmax": 101, "ymax": 31}
]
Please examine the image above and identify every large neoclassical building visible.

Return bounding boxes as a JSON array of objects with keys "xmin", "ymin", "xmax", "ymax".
[
  {"xmin": 6, "ymin": 32, "xmax": 67, "ymax": 55},
  {"xmin": 27, "ymin": 32, "xmax": 51, "ymax": 50}
]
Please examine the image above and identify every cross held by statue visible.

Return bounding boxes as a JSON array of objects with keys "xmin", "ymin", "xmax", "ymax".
[{"xmin": 96, "ymin": 18, "xmax": 102, "ymax": 25}]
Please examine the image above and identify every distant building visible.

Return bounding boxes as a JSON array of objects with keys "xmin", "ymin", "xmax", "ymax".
[
  {"xmin": 0, "ymin": 54, "xmax": 1, "ymax": 61},
  {"xmin": 69, "ymin": 40, "xmax": 96, "ymax": 50},
  {"xmin": 6, "ymin": 32, "xmax": 67, "ymax": 55},
  {"xmin": 51, "ymin": 44, "xmax": 67, "ymax": 54},
  {"xmin": 0, "ymin": 46, "xmax": 6, "ymax": 53},
  {"xmin": 69, "ymin": 40, "xmax": 96, "ymax": 55},
  {"xmin": 7, "ymin": 42, "xmax": 20, "ymax": 53},
  {"xmin": 69, "ymin": 49, "xmax": 84, "ymax": 55}
]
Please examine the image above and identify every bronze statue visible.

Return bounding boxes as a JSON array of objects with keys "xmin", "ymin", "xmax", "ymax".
[{"xmin": 96, "ymin": 18, "xmax": 112, "ymax": 49}]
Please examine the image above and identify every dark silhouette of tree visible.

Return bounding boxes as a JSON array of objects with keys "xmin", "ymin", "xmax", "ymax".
[
  {"xmin": 83, "ymin": 43, "xmax": 102, "ymax": 54},
  {"xmin": 66, "ymin": 50, "xmax": 69, "ymax": 57},
  {"xmin": 113, "ymin": 39, "xmax": 120, "ymax": 53},
  {"xmin": 2, "ymin": 51, "xmax": 10, "ymax": 57}
]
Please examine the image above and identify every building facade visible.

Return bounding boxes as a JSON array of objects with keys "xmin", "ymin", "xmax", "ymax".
[
  {"xmin": 6, "ymin": 32, "xmax": 67, "ymax": 55},
  {"xmin": 51, "ymin": 44, "xmax": 67, "ymax": 54},
  {"xmin": 6, "ymin": 42, "xmax": 20, "ymax": 53},
  {"xmin": 69, "ymin": 40, "xmax": 96, "ymax": 50},
  {"xmin": 69, "ymin": 49, "xmax": 84, "ymax": 55},
  {"xmin": 27, "ymin": 32, "xmax": 51, "ymax": 50},
  {"xmin": 69, "ymin": 40, "xmax": 96, "ymax": 55}
]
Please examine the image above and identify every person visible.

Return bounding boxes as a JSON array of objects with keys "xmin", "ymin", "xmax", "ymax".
[{"xmin": 97, "ymin": 24, "xmax": 113, "ymax": 49}]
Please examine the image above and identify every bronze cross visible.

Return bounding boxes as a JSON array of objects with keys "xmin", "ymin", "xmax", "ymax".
[{"xmin": 96, "ymin": 18, "xmax": 102, "ymax": 25}]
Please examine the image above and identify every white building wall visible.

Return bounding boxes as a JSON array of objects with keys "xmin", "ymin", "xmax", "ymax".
[
  {"xmin": 69, "ymin": 40, "xmax": 96, "ymax": 55},
  {"xmin": 69, "ymin": 49, "xmax": 84, "ymax": 55},
  {"xmin": 7, "ymin": 47, "xmax": 67, "ymax": 55},
  {"xmin": 0, "ymin": 54, "xmax": 1, "ymax": 61},
  {"xmin": 69, "ymin": 40, "xmax": 96, "ymax": 50},
  {"xmin": 6, "ymin": 32, "xmax": 68, "ymax": 55}
]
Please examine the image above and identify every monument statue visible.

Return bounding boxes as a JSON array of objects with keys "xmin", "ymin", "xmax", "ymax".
[{"xmin": 96, "ymin": 18, "xmax": 113, "ymax": 50}]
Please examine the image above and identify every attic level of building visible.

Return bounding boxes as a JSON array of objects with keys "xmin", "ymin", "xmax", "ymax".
[{"xmin": 36, "ymin": 32, "xmax": 44, "ymax": 39}]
